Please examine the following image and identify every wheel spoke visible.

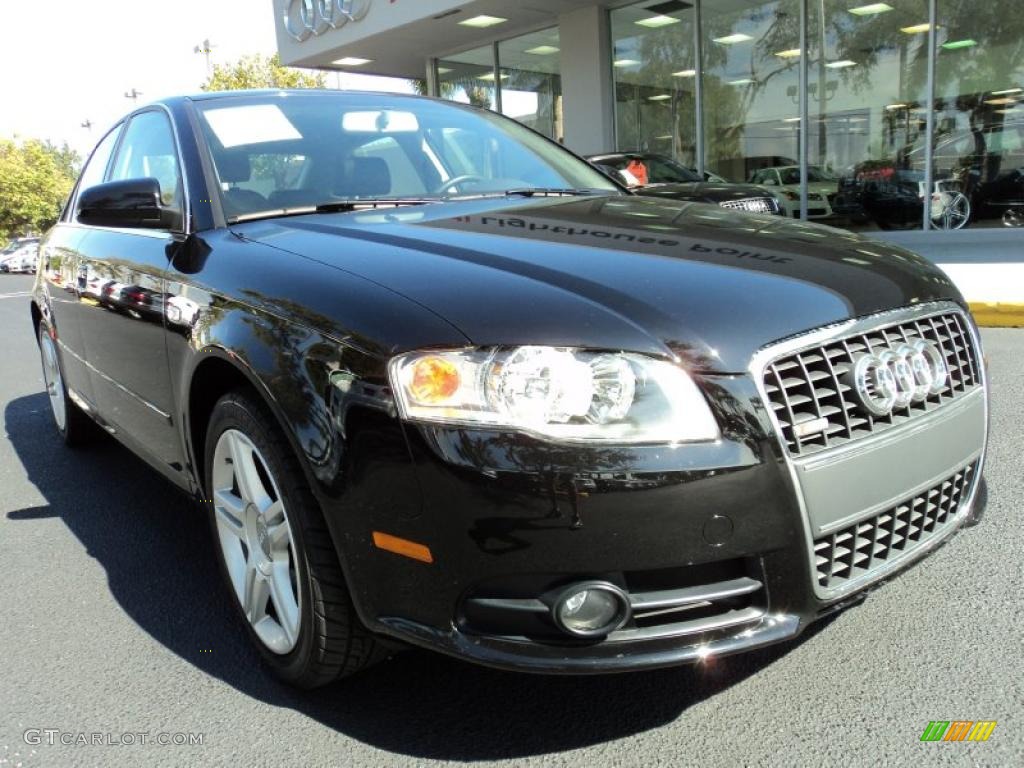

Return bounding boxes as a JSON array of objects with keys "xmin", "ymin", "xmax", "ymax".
[
  {"xmin": 213, "ymin": 489, "xmax": 246, "ymax": 540},
  {"xmin": 243, "ymin": 565, "xmax": 270, "ymax": 623},
  {"xmin": 268, "ymin": 563, "xmax": 299, "ymax": 645},
  {"xmin": 263, "ymin": 499, "xmax": 284, "ymax": 526},
  {"xmin": 267, "ymin": 521, "xmax": 290, "ymax": 550},
  {"xmin": 228, "ymin": 433, "xmax": 270, "ymax": 508}
]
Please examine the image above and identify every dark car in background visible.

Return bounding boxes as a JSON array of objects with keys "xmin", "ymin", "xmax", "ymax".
[
  {"xmin": 32, "ymin": 89, "xmax": 987, "ymax": 688},
  {"xmin": 588, "ymin": 152, "xmax": 783, "ymax": 216},
  {"xmin": 838, "ymin": 120, "xmax": 1024, "ymax": 230}
]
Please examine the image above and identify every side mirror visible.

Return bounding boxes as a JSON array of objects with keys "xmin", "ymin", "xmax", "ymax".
[{"xmin": 77, "ymin": 178, "xmax": 174, "ymax": 229}]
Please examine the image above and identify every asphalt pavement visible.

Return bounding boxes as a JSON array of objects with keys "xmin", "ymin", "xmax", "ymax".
[{"xmin": 0, "ymin": 272, "xmax": 1020, "ymax": 768}]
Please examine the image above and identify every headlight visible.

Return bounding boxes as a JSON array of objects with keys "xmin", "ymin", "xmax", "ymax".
[{"xmin": 388, "ymin": 346, "xmax": 719, "ymax": 444}]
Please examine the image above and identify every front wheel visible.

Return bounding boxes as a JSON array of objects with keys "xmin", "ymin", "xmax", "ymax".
[{"xmin": 204, "ymin": 390, "xmax": 383, "ymax": 687}]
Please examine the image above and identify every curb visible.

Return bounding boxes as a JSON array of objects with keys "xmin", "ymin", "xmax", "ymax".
[{"xmin": 968, "ymin": 302, "xmax": 1024, "ymax": 328}]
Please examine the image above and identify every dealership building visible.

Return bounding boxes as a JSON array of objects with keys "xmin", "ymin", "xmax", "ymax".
[{"xmin": 274, "ymin": 0, "xmax": 1023, "ymax": 281}]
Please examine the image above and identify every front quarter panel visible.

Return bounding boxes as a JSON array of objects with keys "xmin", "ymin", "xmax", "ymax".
[{"xmin": 164, "ymin": 230, "xmax": 469, "ymax": 623}]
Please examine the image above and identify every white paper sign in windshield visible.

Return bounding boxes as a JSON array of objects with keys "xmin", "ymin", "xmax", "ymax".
[{"xmin": 204, "ymin": 104, "xmax": 302, "ymax": 148}]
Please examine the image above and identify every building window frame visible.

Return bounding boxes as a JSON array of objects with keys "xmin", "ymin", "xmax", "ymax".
[
  {"xmin": 607, "ymin": 0, "xmax": 955, "ymax": 230},
  {"xmin": 429, "ymin": 23, "xmax": 561, "ymax": 111}
]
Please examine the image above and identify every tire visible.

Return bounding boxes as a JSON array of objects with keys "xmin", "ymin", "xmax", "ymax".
[
  {"xmin": 204, "ymin": 389, "xmax": 382, "ymax": 687},
  {"xmin": 37, "ymin": 324, "xmax": 95, "ymax": 447}
]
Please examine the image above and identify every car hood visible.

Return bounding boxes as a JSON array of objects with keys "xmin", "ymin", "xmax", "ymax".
[
  {"xmin": 639, "ymin": 182, "xmax": 775, "ymax": 203},
  {"xmin": 234, "ymin": 195, "xmax": 963, "ymax": 372}
]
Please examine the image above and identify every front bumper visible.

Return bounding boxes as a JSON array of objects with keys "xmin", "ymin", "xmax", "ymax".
[{"xmin": 335, "ymin": 304, "xmax": 987, "ymax": 673}]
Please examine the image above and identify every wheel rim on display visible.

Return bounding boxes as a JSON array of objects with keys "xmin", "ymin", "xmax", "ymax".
[
  {"xmin": 1003, "ymin": 208, "xmax": 1024, "ymax": 227},
  {"xmin": 41, "ymin": 333, "xmax": 66, "ymax": 431},
  {"xmin": 212, "ymin": 429, "xmax": 301, "ymax": 654},
  {"xmin": 935, "ymin": 193, "xmax": 970, "ymax": 230}
]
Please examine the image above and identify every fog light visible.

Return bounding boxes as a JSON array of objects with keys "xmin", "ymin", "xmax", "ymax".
[{"xmin": 552, "ymin": 582, "xmax": 630, "ymax": 638}]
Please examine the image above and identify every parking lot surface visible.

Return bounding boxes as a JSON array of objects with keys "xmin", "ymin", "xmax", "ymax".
[{"xmin": 0, "ymin": 272, "xmax": 1020, "ymax": 767}]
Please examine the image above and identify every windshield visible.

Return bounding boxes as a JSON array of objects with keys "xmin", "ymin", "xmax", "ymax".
[
  {"xmin": 642, "ymin": 155, "xmax": 701, "ymax": 184},
  {"xmin": 2, "ymin": 239, "xmax": 35, "ymax": 255},
  {"xmin": 779, "ymin": 166, "xmax": 836, "ymax": 185},
  {"xmin": 194, "ymin": 92, "xmax": 620, "ymax": 221},
  {"xmin": 596, "ymin": 154, "xmax": 701, "ymax": 185}
]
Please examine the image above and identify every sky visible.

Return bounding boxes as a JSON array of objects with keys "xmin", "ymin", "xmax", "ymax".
[{"xmin": 0, "ymin": 0, "xmax": 415, "ymax": 160}]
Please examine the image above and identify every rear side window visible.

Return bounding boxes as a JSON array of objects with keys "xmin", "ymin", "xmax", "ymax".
[{"xmin": 72, "ymin": 126, "xmax": 121, "ymax": 223}]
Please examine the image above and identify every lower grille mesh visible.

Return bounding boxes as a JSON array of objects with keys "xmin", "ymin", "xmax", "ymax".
[{"xmin": 814, "ymin": 462, "xmax": 976, "ymax": 589}]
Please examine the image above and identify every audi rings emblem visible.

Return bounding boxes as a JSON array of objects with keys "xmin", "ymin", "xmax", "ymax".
[
  {"xmin": 847, "ymin": 340, "xmax": 948, "ymax": 416},
  {"xmin": 282, "ymin": 0, "xmax": 372, "ymax": 42}
]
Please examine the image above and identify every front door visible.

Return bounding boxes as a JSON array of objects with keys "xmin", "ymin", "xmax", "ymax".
[{"xmin": 78, "ymin": 109, "xmax": 187, "ymax": 477}]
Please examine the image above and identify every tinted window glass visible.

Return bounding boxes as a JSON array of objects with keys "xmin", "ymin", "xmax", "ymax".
[
  {"xmin": 109, "ymin": 111, "xmax": 183, "ymax": 213},
  {"xmin": 644, "ymin": 156, "xmax": 701, "ymax": 183},
  {"xmin": 73, "ymin": 126, "xmax": 121, "ymax": 222},
  {"xmin": 195, "ymin": 92, "xmax": 618, "ymax": 221}
]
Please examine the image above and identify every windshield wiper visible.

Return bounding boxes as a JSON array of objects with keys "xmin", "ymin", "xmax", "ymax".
[
  {"xmin": 445, "ymin": 188, "xmax": 611, "ymax": 202},
  {"xmin": 314, "ymin": 199, "xmax": 438, "ymax": 213},
  {"xmin": 226, "ymin": 199, "xmax": 437, "ymax": 225},
  {"xmin": 501, "ymin": 187, "xmax": 609, "ymax": 198}
]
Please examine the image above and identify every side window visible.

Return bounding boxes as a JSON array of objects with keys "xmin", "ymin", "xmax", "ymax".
[
  {"xmin": 109, "ymin": 111, "xmax": 184, "ymax": 219},
  {"xmin": 73, "ymin": 126, "xmax": 121, "ymax": 222}
]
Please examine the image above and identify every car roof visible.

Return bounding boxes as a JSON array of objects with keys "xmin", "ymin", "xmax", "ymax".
[
  {"xmin": 181, "ymin": 88, "xmax": 435, "ymax": 104},
  {"xmin": 588, "ymin": 152, "xmax": 667, "ymax": 161}
]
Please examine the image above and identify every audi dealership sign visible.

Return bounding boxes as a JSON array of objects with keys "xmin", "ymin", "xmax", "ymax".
[{"xmin": 281, "ymin": 0, "xmax": 373, "ymax": 41}]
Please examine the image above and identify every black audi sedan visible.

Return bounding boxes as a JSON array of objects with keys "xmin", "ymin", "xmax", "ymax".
[
  {"xmin": 587, "ymin": 151, "xmax": 783, "ymax": 216},
  {"xmin": 31, "ymin": 90, "xmax": 988, "ymax": 687}
]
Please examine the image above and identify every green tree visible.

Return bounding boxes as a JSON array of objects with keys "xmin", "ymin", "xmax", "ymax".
[
  {"xmin": 201, "ymin": 53, "xmax": 327, "ymax": 91},
  {"xmin": 0, "ymin": 139, "xmax": 81, "ymax": 240}
]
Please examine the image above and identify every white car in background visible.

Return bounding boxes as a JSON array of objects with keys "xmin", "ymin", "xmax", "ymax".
[
  {"xmin": 749, "ymin": 166, "xmax": 839, "ymax": 219},
  {"xmin": 0, "ymin": 240, "xmax": 40, "ymax": 273}
]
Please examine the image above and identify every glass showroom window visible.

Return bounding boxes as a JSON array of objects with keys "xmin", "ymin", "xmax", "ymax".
[
  {"xmin": 932, "ymin": 1, "xmax": 1024, "ymax": 229},
  {"xmin": 808, "ymin": 0, "xmax": 929, "ymax": 232},
  {"xmin": 611, "ymin": 2, "xmax": 697, "ymax": 165},
  {"xmin": 437, "ymin": 45, "xmax": 498, "ymax": 111},
  {"xmin": 498, "ymin": 29, "xmax": 563, "ymax": 141},
  {"xmin": 700, "ymin": 0, "xmax": 810, "ymax": 214}
]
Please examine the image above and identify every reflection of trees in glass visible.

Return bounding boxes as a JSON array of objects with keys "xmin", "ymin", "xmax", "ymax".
[
  {"xmin": 411, "ymin": 76, "xmax": 491, "ymax": 106},
  {"xmin": 704, "ymin": 1, "xmax": 802, "ymax": 171}
]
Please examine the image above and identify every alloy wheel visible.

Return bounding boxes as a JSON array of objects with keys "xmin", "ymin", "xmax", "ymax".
[
  {"xmin": 211, "ymin": 429, "xmax": 301, "ymax": 654},
  {"xmin": 934, "ymin": 192, "xmax": 971, "ymax": 230},
  {"xmin": 40, "ymin": 333, "xmax": 67, "ymax": 432}
]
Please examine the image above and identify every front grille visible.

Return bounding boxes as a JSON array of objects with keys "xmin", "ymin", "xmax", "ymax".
[
  {"xmin": 814, "ymin": 462, "xmax": 976, "ymax": 589},
  {"xmin": 763, "ymin": 310, "xmax": 980, "ymax": 456},
  {"xmin": 719, "ymin": 197, "xmax": 778, "ymax": 215}
]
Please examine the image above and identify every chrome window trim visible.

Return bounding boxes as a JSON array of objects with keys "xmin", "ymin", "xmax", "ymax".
[{"xmin": 748, "ymin": 301, "xmax": 990, "ymax": 602}]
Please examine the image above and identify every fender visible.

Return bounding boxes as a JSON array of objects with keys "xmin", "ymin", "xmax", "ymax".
[{"xmin": 172, "ymin": 297, "xmax": 425, "ymax": 627}]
